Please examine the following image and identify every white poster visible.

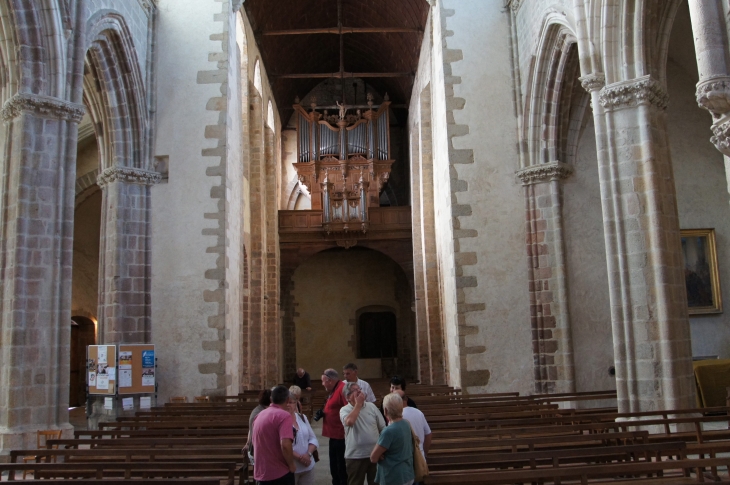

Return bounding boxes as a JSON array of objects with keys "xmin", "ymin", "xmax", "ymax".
[
  {"xmin": 119, "ymin": 369, "xmax": 132, "ymax": 388},
  {"xmin": 96, "ymin": 374, "xmax": 109, "ymax": 390},
  {"xmin": 98, "ymin": 346, "xmax": 107, "ymax": 364},
  {"xmin": 140, "ymin": 396, "xmax": 151, "ymax": 409},
  {"xmin": 142, "ymin": 368, "xmax": 155, "ymax": 387},
  {"xmin": 88, "ymin": 371, "xmax": 96, "ymax": 386},
  {"xmin": 107, "ymin": 367, "xmax": 116, "ymax": 380},
  {"xmin": 122, "ymin": 397, "xmax": 134, "ymax": 410},
  {"xmin": 104, "ymin": 397, "xmax": 114, "ymax": 410}
]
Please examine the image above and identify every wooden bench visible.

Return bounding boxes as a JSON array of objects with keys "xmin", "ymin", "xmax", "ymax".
[{"xmin": 0, "ymin": 461, "xmax": 237, "ymax": 483}]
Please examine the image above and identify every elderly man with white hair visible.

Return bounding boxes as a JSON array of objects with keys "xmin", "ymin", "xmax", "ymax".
[{"xmin": 340, "ymin": 381, "xmax": 385, "ymax": 485}]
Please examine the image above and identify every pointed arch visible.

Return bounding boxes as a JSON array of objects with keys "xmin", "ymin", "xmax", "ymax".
[{"xmin": 84, "ymin": 11, "xmax": 150, "ymax": 170}]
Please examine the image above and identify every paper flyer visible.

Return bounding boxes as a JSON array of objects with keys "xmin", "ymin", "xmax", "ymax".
[
  {"xmin": 98, "ymin": 346, "xmax": 107, "ymax": 364},
  {"xmin": 96, "ymin": 374, "xmax": 109, "ymax": 390},
  {"xmin": 122, "ymin": 397, "xmax": 134, "ymax": 410},
  {"xmin": 108, "ymin": 367, "xmax": 116, "ymax": 380},
  {"xmin": 104, "ymin": 397, "xmax": 114, "ymax": 410},
  {"xmin": 142, "ymin": 350, "xmax": 155, "ymax": 368},
  {"xmin": 140, "ymin": 397, "xmax": 151, "ymax": 409},
  {"xmin": 88, "ymin": 371, "xmax": 96, "ymax": 386},
  {"xmin": 119, "ymin": 351, "xmax": 132, "ymax": 369},
  {"xmin": 119, "ymin": 369, "xmax": 132, "ymax": 388},
  {"xmin": 141, "ymin": 368, "xmax": 155, "ymax": 387},
  {"xmin": 97, "ymin": 363, "xmax": 108, "ymax": 375}
]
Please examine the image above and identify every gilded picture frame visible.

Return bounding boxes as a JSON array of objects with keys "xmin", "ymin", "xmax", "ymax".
[{"xmin": 680, "ymin": 228, "xmax": 722, "ymax": 315}]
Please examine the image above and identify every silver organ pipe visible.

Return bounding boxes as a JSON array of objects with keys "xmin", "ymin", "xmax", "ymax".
[
  {"xmin": 348, "ymin": 123, "xmax": 367, "ymax": 156},
  {"xmin": 377, "ymin": 110, "xmax": 389, "ymax": 160},
  {"xmin": 299, "ymin": 113, "xmax": 310, "ymax": 162},
  {"xmin": 319, "ymin": 125, "xmax": 339, "ymax": 157}
]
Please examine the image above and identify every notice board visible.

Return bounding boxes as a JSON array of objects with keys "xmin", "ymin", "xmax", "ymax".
[
  {"xmin": 117, "ymin": 344, "xmax": 155, "ymax": 394},
  {"xmin": 87, "ymin": 345, "xmax": 117, "ymax": 395}
]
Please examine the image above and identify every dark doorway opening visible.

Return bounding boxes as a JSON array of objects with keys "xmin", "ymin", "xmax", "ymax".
[{"xmin": 359, "ymin": 312, "xmax": 397, "ymax": 358}]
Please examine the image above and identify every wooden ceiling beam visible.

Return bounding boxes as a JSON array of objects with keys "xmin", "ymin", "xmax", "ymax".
[
  {"xmin": 272, "ymin": 72, "xmax": 413, "ymax": 79},
  {"xmin": 261, "ymin": 27, "xmax": 422, "ymax": 36}
]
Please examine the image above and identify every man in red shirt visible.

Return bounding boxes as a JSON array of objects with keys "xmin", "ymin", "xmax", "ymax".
[
  {"xmin": 321, "ymin": 368, "xmax": 348, "ymax": 485},
  {"xmin": 251, "ymin": 385, "xmax": 296, "ymax": 485}
]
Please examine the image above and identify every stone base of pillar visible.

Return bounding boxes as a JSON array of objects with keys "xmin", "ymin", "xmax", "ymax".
[{"xmin": 0, "ymin": 423, "xmax": 74, "ymax": 463}]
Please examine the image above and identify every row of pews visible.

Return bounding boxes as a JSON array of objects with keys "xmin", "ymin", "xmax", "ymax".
[{"xmin": 2, "ymin": 383, "xmax": 730, "ymax": 483}]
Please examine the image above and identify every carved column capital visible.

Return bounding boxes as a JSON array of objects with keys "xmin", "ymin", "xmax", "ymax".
[
  {"xmin": 2, "ymin": 93, "xmax": 85, "ymax": 122},
  {"xmin": 97, "ymin": 167, "xmax": 161, "ymax": 188},
  {"xmin": 710, "ymin": 116, "xmax": 730, "ymax": 157},
  {"xmin": 507, "ymin": 0, "xmax": 522, "ymax": 12},
  {"xmin": 579, "ymin": 72, "xmax": 605, "ymax": 93},
  {"xmin": 516, "ymin": 161, "xmax": 573, "ymax": 185},
  {"xmin": 696, "ymin": 76, "xmax": 730, "ymax": 118},
  {"xmin": 599, "ymin": 75, "xmax": 669, "ymax": 111}
]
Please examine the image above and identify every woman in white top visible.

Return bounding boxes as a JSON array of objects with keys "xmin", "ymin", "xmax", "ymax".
[{"xmin": 287, "ymin": 393, "xmax": 319, "ymax": 485}]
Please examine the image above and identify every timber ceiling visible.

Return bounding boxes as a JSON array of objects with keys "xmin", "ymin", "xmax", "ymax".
[{"xmin": 243, "ymin": 0, "xmax": 430, "ymax": 121}]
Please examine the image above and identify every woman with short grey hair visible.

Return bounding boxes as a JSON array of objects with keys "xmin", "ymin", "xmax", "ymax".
[
  {"xmin": 370, "ymin": 393, "xmax": 414, "ymax": 485},
  {"xmin": 287, "ymin": 391, "xmax": 319, "ymax": 485}
]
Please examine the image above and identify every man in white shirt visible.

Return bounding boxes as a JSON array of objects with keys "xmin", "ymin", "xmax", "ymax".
[
  {"xmin": 342, "ymin": 363, "xmax": 376, "ymax": 403},
  {"xmin": 340, "ymin": 381, "xmax": 385, "ymax": 485},
  {"xmin": 395, "ymin": 390, "xmax": 431, "ymax": 461}
]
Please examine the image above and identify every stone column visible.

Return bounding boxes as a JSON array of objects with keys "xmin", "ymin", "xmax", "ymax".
[
  {"xmin": 0, "ymin": 93, "xmax": 85, "ymax": 455},
  {"xmin": 96, "ymin": 167, "xmax": 160, "ymax": 345},
  {"xmin": 688, "ymin": 0, "xmax": 730, "ymax": 157},
  {"xmin": 516, "ymin": 161, "xmax": 575, "ymax": 394},
  {"xmin": 584, "ymin": 73, "xmax": 695, "ymax": 412}
]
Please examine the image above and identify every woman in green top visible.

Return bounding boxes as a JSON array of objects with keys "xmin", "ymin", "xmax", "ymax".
[{"xmin": 370, "ymin": 393, "xmax": 414, "ymax": 485}]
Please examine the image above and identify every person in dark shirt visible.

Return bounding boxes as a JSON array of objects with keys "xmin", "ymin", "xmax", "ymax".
[
  {"xmin": 380, "ymin": 376, "xmax": 416, "ymax": 421},
  {"xmin": 293, "ymin": 368, "xmax": 312, "ymax": 391}
]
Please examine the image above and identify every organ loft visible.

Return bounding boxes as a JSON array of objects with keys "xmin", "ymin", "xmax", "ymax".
[{"xmin": 292, "ymin": 93, "xmax": 393, "ymax": 238}]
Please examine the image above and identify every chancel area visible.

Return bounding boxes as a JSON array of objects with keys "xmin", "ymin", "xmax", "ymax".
[{"xmin": 3, "ymin": 0, "xmax": 730, "ymax": 480}]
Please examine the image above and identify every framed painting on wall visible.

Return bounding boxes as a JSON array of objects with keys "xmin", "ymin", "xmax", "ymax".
[{"xmin": 681, "ymin": 228, "xmax": 722, "ymax": 315}]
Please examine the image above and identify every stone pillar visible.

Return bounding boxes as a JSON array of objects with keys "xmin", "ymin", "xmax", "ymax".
[
  {"xmin": 516, "ymin": 162, "xmax": 575, "ymax": 394},
  {"xmin": 583, "ymin": 73, "xmax": 695, "ymax": 412},
  {"xmin": 688, "ymin": 0, "xmax": 730, "ymax": 157},
  {"xmin": 96, "ymin": 167, "xmax": 160, "ymax": 345},
  {"xmin": 0, "ymin": 93, "xmax": 85, "ymax": 456}
]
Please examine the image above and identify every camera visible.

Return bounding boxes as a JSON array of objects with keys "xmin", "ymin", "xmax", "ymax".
[{"xmin": 313, "ymin": 408, "xmax": 324, "ymax": 421}]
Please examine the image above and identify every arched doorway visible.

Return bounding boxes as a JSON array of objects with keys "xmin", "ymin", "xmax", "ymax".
[{"xmin": 69, "ymin": 316, "xmax": 96, "ymax": 407}]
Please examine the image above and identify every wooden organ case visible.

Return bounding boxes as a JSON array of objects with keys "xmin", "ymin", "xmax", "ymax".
[{"xmin": 293, "ymin": 95, "xmax": 394, "ymax": 236}]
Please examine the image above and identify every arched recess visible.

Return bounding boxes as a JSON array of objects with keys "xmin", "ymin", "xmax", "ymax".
[
  {"xmin": 83, "ymin": 11, "xmax": 158, "ymax": 345},
  {"xmin": 280, "ymin": 246, "xmax": 417, "ymax": 383},
  {"xmin": 517, "ymin": 19, "xmax": 591, "ymax": 394}
]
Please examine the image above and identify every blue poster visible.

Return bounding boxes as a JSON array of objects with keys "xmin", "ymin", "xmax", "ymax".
[{"xmin": 142, "ymin": 350, "xmax": 155, "ymax": 368}]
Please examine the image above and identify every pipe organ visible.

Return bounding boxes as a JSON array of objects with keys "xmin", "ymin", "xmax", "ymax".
[{"xmin": 294, "ymin": 95, "xmax": 394, "ymax": 235}]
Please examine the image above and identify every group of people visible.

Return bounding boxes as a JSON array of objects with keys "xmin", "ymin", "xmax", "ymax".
[{"xmin": 246, "ymin": 363, "xmax": 431, "ymax": 485}]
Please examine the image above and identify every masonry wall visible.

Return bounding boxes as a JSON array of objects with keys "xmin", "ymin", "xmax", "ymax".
[
  {"xmin": 151, "ymin": 0, "xmax": 227, "ymax": 401},
  {"xmin": 435, "ymin": 0, "xmax": 532, "ymax": 393},
  {"xmin": 291, "ymin": 249, "xmax": 415, "ymax": 380},
  {"xmin": 563, "ymin": 117, "xmax": 615, "ymax": 392}
]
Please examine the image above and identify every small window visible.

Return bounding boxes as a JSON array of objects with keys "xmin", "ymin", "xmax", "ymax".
[{"xmin": 359, "ymin": 312, "xmax": 397, "ymax": 358}]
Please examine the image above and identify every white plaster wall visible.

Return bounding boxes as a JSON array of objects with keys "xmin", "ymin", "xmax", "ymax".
[
  {"xmin": 563, "ymin": 117, "xmax": 615, "ymax": 391},
  {"xmin": 426, "ymin": 5, "xmax": 461, "ymax": 388},
  {"xmin": 442, "ymin": 0, "xmax": 533, "ymax": 393},
  {"xmin": 666, "ymin": 3, "xmax": 730, "ymax": 359},
  {"xmin": 151, "ymin": 0, "xmax": 223, "ymax": 400},
  {"xmin": 224, "ymin": 9, "xmax": 245, "ymax": 396}
]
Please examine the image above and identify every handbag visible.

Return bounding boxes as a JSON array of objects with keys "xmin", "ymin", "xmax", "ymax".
[{"xmin": 410, "ymin": 429, "xmax": 429, "ymax": 482}]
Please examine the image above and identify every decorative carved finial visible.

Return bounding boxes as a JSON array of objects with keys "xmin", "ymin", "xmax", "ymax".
[
  {"xmin": 367, "ymin": 92, "xmax": 374, "ymax": 109},
  {"xmin": 310, "ymin": 96, "xmax": 317, "ymax": 110},
  {"xmin": 294, "ymin": 96, "xmax": 300, "ymax": 104},
  {"xmin": 383, "ymin": 92, "xmax": 390, "ymax": 101}
]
